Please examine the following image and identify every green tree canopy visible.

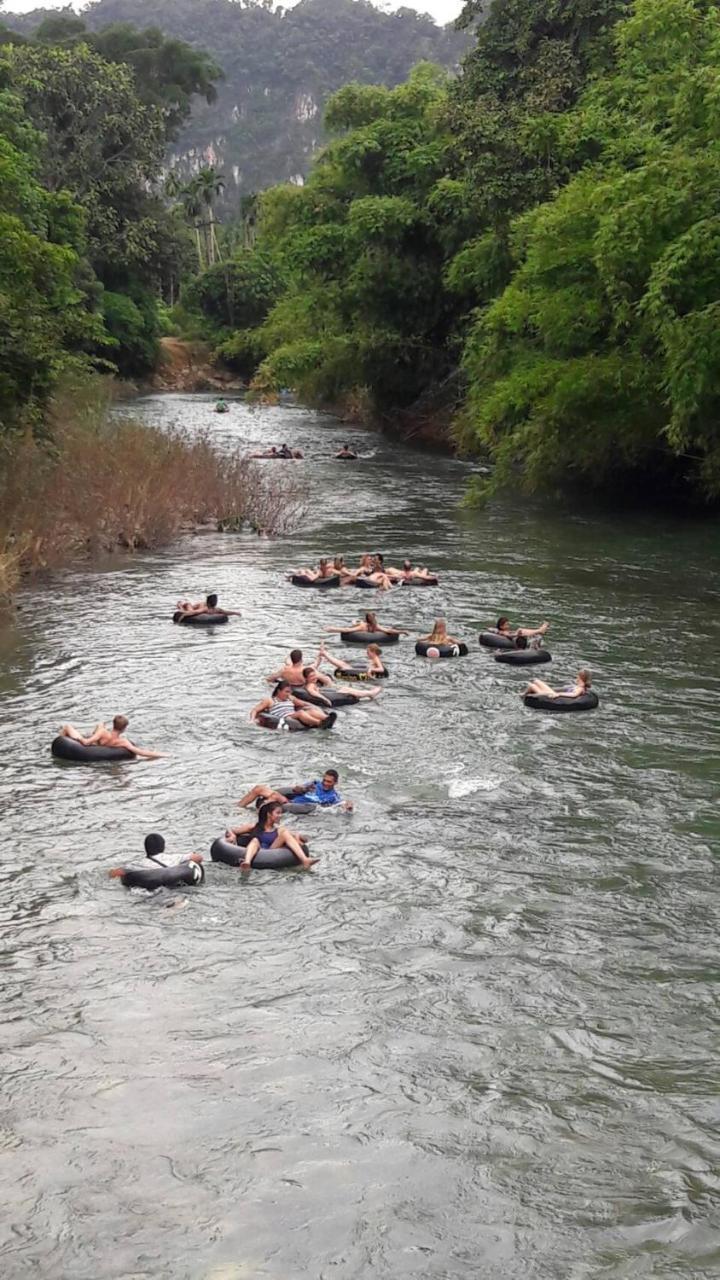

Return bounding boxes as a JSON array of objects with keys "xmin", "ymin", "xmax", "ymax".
[{"xmin": 458, "ymin": 0, "xmax": 720, "ymax": 501}]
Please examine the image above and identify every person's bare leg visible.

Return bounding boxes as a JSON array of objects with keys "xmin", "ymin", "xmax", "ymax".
[
  {"xmin": 240, "ymin": 837, "xmax": 260, "ymax": 871},
  {"xmin": 295, "ymin": 706, "xmax": 325, "ymax": 725},
  {"xmin": 59, "ymin": 723, "xmax": 90, "ymax": 744},
  {"xmin": 291, "ymin": 710, "xmax": 320, "ymax": 728},
  {"xmin": 237, "ymin": 783, "xmax": 273, "ymax": 808},
  {"xmin": 274, "ymin": 829, "xmax": 318, "ymax": 869},
  {"xmin": 348, "ymin": 686, "xmax": 380, "ymax": 700},
  {"xmin": 525, "ymin": 679, "xmax": 554, "ymax": 696}
]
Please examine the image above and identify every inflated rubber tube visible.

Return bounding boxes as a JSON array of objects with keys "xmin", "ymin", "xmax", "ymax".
[
  {"xmin": 291, "ymin": 686, "xmax": 358, "ymax": 708},
  {"xmin": 415, "ymin": 641, "xmax": 469, "ymax": 658},
  {"xmin": 494, "ymin": 648, "xmax": 552, "ymax": 666},
  {"xmin": 353, "ymin": 577, "xmax": 377, "ymax": 589},
  {"xmin": 271, "ymin": 787, "xmax": 319, "ymax": 815},
  {"xmin": 257, "ymin": 712, "xmax": 334, "ymax": 731},
  {"xmin": 334, "ymin": 664, "xmax": 388, "ymax": 681},
  {"xmin": 115, "ymin": 860, "xmax": 205, "ymax": 891},
  {"xmin": 173, "ymin": 610, "xmax": 229, "ymax": 626},
  {"xmin": 400, "ymin": 577, "xmax": 439, "ymax": 587},
  {"xmin": 479, "ymin": 631, "xmax": 516, "ymax": 650},
  {"xmin": 210, "ymin": 836, "xmax": 304, "ymax": 870},
  {"xmin": 290, "ymin": 574, "xmax": 341, "ymax": 589},
  {"xmin": 51, "ymin": 735, "xmax": 134, "ymax": 763},
  {"xmin": 523, "ymin": 691, "xmax": 599, "ymax": 713},
  {"xmin": 340, "ymin": 630, "xmax": 398, "ymax": 646}
]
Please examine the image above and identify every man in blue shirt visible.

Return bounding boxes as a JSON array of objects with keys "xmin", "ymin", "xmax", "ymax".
[{"xmin": 237, "ymin": 769, "xmax": 352, "ymax": 811}]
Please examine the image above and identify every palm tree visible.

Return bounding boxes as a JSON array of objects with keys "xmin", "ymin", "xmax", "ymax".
[
  {"xmin": 180, "ymin": 180, "xmax": 205, "ymax": 270},
  {"xmin": 193, "ymin": 166, "xmax": 225, "ymax": 266}
]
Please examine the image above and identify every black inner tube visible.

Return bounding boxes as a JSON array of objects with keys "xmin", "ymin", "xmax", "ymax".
[
  {"xmin": 523, "ymin": 691, "xmax": 599, "ymax": 713},
  {"xmin": 173, "ymin": 611, "xmax": 229, "ymax": 626},
  {"xmin": 210, "ymin": 836, "xmax": 306, "ymax": 870},
  {"xmin": 479, "ymin": 631, "xmax": 516, "ymax": 650},
  {"xmin": 291, "ymin": 686, "xmax": 358, "ymax": 708},
  {"xmin": 415, "ymin": 640, "xmax": 469, "ymax": 658},
  {"xmin": 51, "ymin": 735, "xmax": 134, "ymax": 763},
  {"xmin": 290, "ymin": 574, "xmax": 341, "ymax": 589},
  {"xmin": 116, "ymin": 860, "xmax": 205, "ymax": 890},
  {"xmin": 353, "ymin": 577, "xmax": 378, "ymax": 589},
  {"xmin": 257, "ymin": 711, "xmax": 334, "ymax": 731},
  {"xmin": 400, "ymin": 577, "xmax": 439, "ymax": 587},
  {"xmin": 494, "ymin": 649, "xmax": 552, "ymax": 666},
  {"xmin": 333, "ymin": 664, "xmax": 388, "ymax": 680},
  {"xmin": 340, "ymin": 630, "xmax": 399, "ymax": 646}
]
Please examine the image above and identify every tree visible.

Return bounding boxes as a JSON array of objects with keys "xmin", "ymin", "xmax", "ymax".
[
  {"xmin": 0, "ymin": 85, "xmax": 103, "ymax": 433},
  {"xmin": 457, "ymin": 0, "xmax": 720, "ymax": 502},
  {"xmin": 251, "ymin": 63, "xmax": 464, "ymax": 408}
]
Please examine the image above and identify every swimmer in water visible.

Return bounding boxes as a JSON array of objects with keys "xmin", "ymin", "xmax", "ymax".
[
  {"xmin": 234, "ymin": 801, "xmax": 319, "ymax": 871},
  {"xmin": 58, "ymin": 715, "xmax": 166, "ymax": 760},
  {"xmin": 316, "ymin": 642, "xmax": 386, "ymax": 680},
  {"xmin": 251, "ymin": 681, "xmax": 336, "ymax": 729},
  {"xmin": 323, "ymin": 611, "xmax": 408, "ymax": 639},
  {"xmin": 495, "ymin": 616, "xmax": 549, "ymax": 641},
  {"xmin": 523, "ymin": 669, "xmax": 592, "ymax": 699},
  {"xmin": 174, "ymin": 593, "xmax": 240, "ymax": 621},
  {"xmin": 237, "ymin": 769, "xmax": 353, "ymax": 812},
  {"xmin": 419, "ymin": 619, "xmax": 461, "ymax": 646}
]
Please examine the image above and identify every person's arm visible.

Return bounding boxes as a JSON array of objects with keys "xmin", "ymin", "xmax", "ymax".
[
  {"xmin": 314, "ymin": 672, "xmax": 333, "ymax": 687},
  {"xmin": 117, "ymin": 737, "xmax": 167, "ymax": 760},
  {"xmin": 85, "ymin": 724, "xmax": 107, "ymax": 745},
  {"xmin": 250, "ymin": 697, "xmax": 271, "ymax": 721},
  {"xmin": 324, "ymin": 620, "xmax": 361, "ymax": 632}
]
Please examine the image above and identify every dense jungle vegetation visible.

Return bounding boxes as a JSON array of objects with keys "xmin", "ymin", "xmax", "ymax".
[
  {"xmin": 3, "ymin": 0, "xmax": 720, "ymax": 506},
  {"xmin": 9, "ymin": 0, "xmax": 467, "ymax": 200}
]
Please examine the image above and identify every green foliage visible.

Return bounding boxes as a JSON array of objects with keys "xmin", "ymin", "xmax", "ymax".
[
  {"xmin": 253, "ymin": 63, "xmax": 461, "ymax": 409},
  {"xmin": 0, "ymin": 87, "xmax": 102, "ymax": 433},
  {"xmin": 102, "ymin": 287, "xmax": 160, "ymax": 377},
  {"xmin": 0, "ymin": 25, "xmax": 219, "ymax": 380},
  {"xmin": 184, "ymin": 251, "xmax": 283, "ymax": 335},
  {"xmin": 7, "ymin": 0, "xmax": 466, "ymax": 204},
  {"xmin": 459, "ymin": 0, "xmax": 720, "ymax": 500}
]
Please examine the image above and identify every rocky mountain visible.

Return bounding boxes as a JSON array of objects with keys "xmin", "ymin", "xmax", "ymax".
[{"xmin": 6, "ymin": 0, "xmax": 467, "ymax": 208}]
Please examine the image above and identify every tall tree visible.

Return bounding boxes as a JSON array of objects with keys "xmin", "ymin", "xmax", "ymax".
[{"xmin": 457, "ymin": 0, "xmax": 720, "ymax": 501}]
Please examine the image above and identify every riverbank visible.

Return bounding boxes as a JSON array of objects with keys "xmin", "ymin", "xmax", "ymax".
[{"xmin": 0, "ymin": 383, "xmax": 305, "ymax": 606}]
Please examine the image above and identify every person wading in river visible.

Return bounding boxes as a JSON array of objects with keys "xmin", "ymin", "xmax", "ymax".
[{"xmin": 58, "ymin": 716, "xmax": 166, "ymax": 760}]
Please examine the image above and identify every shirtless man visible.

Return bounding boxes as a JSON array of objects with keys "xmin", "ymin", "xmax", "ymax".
[
  {"xmin": 267, "ymin": 649, "xmax": 305, "ymax": 685},
  {"xmin": 174, "ymin": 593, "xmax": 240, "ymax": 620},
  {"xmin": 58, "ymin": 715, "xmax": 166, "ymax": 760},
  {"xmin": 336, "ymin": 444, "xmax": 358, "ymax": 459}
]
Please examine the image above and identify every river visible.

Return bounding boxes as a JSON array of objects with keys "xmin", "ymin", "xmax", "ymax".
[{"xmin": 1, "ymin": 393, "xmax": 719, "ymax": 1280}]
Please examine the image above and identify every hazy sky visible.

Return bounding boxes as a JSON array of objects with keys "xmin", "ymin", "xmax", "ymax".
[{"xmin": 3, "ymin": 0, "xmax": 467, "ymax": 25}]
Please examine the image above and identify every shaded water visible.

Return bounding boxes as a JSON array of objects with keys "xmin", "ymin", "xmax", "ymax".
[{"xmin": 1, "ymin": 394, "xmax": 719, "ymax": 1279}]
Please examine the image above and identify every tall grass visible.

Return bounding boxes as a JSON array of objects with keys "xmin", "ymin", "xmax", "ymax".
[{"xmin": 0, "ymin": 384, "xmax": 305, "ymax": 605}]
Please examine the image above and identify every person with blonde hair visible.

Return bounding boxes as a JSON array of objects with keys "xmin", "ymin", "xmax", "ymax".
[
  {"xmin": 419, "ymin": 618, "xmax": 461, "ymax": 646},
  {"xmin": 316, "ymin": 642, "xmax": 386, "ymax": 680}
]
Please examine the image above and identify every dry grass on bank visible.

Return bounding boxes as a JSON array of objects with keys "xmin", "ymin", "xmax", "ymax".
[{"xmin": 0, "ymin": 389, "xmax": 306, "ymax": 604}]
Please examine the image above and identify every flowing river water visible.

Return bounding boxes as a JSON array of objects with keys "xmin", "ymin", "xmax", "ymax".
[{"xmin": 1, "ymin": 394, "xmax": 719, "ymax": 1280}]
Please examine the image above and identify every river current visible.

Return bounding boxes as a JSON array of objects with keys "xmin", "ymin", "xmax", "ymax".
[{"xmin": 1, "ymin": 394, "xmax": 719, "ymax": 1279}]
